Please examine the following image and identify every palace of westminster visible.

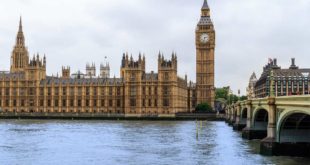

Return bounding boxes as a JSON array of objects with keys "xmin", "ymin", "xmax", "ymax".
[{"xmin": 0, "ymin": 0, "xmax": 215, "ymax": 115}]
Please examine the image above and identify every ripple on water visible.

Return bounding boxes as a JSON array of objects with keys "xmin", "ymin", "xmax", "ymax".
[{"xmin": 0, "ymin": 120, "xmax": 309, "ymax": 165}]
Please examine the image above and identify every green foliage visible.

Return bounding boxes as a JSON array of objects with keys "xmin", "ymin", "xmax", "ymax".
[
  {"xmin": 227, "ymin": 94, "xmax": 239, "ymax": 104},
  {"xmin": 215, "ymin": 86, "xmax": 230, "ymax": 100},
  {"xmin": 215, "ymin": 86, "xmax": 248, "ymax": 105},
  {"xmin": 232, "ymin": 95, "xmax": 239, "ymax": 103},
  {"xmin": 195, "ymin": 102, "xmax": 213, "ymax": 112},
  {"xmin": 215, "ymin": 98, "xmax": 227, "ymax": 104},
  {"xmin": 240, "ymin": 96, "xmax": 247, "ymax": 101}
]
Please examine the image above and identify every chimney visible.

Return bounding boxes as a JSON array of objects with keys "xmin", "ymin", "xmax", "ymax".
[
  {"xmin": 289, "ymin": 58, "xmax": 298, "ymax": 69},
  {"xmin": 271, "ymin": 58, "xmax": 281, "ymax": 69},
  {"xmin": 273, "ymin": 58, "xmax": 277, "ymax": 66}
]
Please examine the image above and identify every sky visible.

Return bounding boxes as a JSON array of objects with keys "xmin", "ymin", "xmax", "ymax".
[{"xmin": 0, "ymin": 0, "xmax": 310, "ymax": 95}]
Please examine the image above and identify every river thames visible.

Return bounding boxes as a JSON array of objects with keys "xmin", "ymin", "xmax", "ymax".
[{"xmin": 0, "ymin": 120, "xmax": 309, "ymax": 165}]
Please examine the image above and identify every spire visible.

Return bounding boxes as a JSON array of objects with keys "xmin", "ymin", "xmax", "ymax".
[
  {"xmin": 19, "ymin": 16, "xmax": 23, "ymax": 32},
  {"xmin": 16, "ymin": 16, "xmax": 25, "ymax": 46},
  {"xmin": 199, "ymin": 0, "xmax": 212, "ymax": 22},
  {"xmin": 202, "ymin": 0, "xmax": 209, "ymax": 10},
  {"xmin": 250, "ymin": 72, "xmax": 257, "ymax": 81}
]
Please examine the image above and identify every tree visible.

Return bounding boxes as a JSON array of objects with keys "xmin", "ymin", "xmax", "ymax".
[
  {"xmin": 227, "ymin": 94, "xmax": 239, "ymax": 104},
  {"xmin": 240, "ymin": 95, "xmax": 247, "ymax": 101},
  {"xmin": 233, "ymin": 95, "xmax": 240, "ymax": 103},
  {"xmin": 215, "ymin": 86, "xmax": 230, "ymax": 100},
  {"xmin": 195, "ymin": 102, "xmax": 213, "ymax": 113}
]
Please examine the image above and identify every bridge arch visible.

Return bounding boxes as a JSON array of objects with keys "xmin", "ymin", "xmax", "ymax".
[
  {"xmin": 240, "ymin": 108, "xmax": 247, "ymax": 124},
  {"xmin": 277, "ymin": 110, "xmax": 310, "ymax": 143},
  {"xmin": 241, "ymin": 108, "xmax": 247, "ymax": 118},
  {"xmin": 253, "ymin": 108, "xmax": 268, "ymax": 130},
  {"xmin": 232, "ymin": 108, "xmax": 237, "ymax": 121}
]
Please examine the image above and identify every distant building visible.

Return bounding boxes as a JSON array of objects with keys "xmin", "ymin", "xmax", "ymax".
[
  {"xmin": 247, "ymin": 72, "xmax": 257, "ymax": 99},
  {"xmin": 100, "ymin": 63, "xmax": 110, "ymax": 78},
  {"xmin": 85, "ymin": 63, "xmax": 96, "ymax": 78},
  {"xmin": 255, "ymin": 58, "xmax": 310, "ymax": 98}
]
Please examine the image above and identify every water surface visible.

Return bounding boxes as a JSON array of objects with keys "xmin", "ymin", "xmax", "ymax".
[{"xmin": 0, "ymin": 120, "xmax": 309, "ymax": 165}]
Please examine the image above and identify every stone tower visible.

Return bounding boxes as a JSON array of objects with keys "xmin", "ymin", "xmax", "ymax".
[
  {"xmin": 86, "ymin": 63, "xmax": 96, "ymax": 77},
  {"xmin": 120, "ymin": 53, "xmax": 145, "ymax": 114},
  {"xmin": 158, "ymin": 52, "xmax": 178, "ymax": 113},
  {"xmin": 195, "ymin": 0, "xmax": 215, "ymax": 108},
  {"xmin": 158, "ymin": 52, "xmax": 178, "ymax": 85},
  {"xmin": 10, "ymin": 17, "xmax": 29, "ymax": 73},
  {"xmin": 247, "ymin": 72, "xmax": 257, "ymax": 99},
  {"xmin": 100, "ymin": 63, "xmax": 110, "ymax": 78},
  {"xmin": 62, "ymin": 66, "xmax": 71, "ymax": 78},
  {"xmin": 25, "ymin": 53, "xmax": 46, "ymax": 81}
]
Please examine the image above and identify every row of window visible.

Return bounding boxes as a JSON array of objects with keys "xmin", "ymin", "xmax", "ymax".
[
  {"xmin": 2, "ymin": 109, "xmax": 176, "ymax": 114},
  {"xmin": 0, "ymin": 81, "xmax": 36, "ymax": 86},
  {"xmin": 130, "ymin": 99, "xmax": 170, "ymax": 107},
  {"xmin": 130, "ymin": 86, "xmax": 169, "ymax": 96},
  {"xmin": 271, "ymin": 77, "xmax": 309, "ymax": 81},
  {"xmin": 0, "ymin": 87, "xmax": 122, "ymax": 96},
  {"xmin": 0, "ymin": 99, "xmax": 120, "ymax": 107},
  {"xmin": 3, "ymin": 109, "xmax": 123, "ymax": 114},
  {"xmin": 142, "ymin": 86, "xmax": 158, "ymax": 95},
  {"xmin": 0, "ymin": 99, "xmax": 171, "ymax": 107},
  {"xmin": 0, "ymin": 86, "xmax": 173, "ymax": 96},
  {"xmin": 255, "ymin": 84, "xmax": 310, "ymax": 98},
  {"xmin": 142, "ymin": 99, "xmax": 158, "ymax": 107}
]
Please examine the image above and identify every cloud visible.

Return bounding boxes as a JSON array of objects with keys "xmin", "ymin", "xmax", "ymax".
[{"xmin": 0, "ymin": 0, "xmax": 309, "ymax": 95}]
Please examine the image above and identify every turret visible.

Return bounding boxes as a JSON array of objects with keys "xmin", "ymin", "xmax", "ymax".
[
  {"xmin": 158, "ymin": 52, "xmax": 177, "ymax": 70},
  {"xmin": 43, "ymin": 54, "xmax": 46, "ymax": 67},
  {"xmin": 158, "ymin": 52, "xmax": 178, "ymax": 82},
  {"xmin": 120, "ymin": 53, "xmax": 145, "ymax": 70},
  {"xmin": 28, "ymin": 53, "xmax": 45, "ymax": 68},
  {"xmin": 121, "ymin": 53, "xmax": 126, "ymax": 68},
  {"xmin": 62, "ymin": 66, "xmax": 71, "ymax": 78},
  {"xmin": 120, "ymin": 53, "xmax": 145, "ymax": 81},
  {"xmin": 86, "ymin": 62, "xmax": 96, "ymax": 78},
  {"xmin": 100, "ymin": 63, "xmax": 110, "ymax": 78},
  {"xmin": 25, "ymin": 52, "xmax": 46, "ymax": 81}
]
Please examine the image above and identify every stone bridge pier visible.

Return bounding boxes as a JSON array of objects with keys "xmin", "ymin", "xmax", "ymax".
[
  {"xmin": 225, "ymin": 106, "xmax": 231, "ymax": 124},
  {"xmin": 233, "ymin": 102, "xmax": 247, "ymax": 131},
  {"xmin": 226, "ymin": 105, "xmax": 236, "ymax": 126},
  {"xmin": 242, "ymin": 100, "xmax": 268, "ymax": 140}
]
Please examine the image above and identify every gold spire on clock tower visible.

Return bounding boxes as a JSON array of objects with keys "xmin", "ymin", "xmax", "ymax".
[{"xmin": 195, "ymin": 0, "xmax": 215, "ymax": 108}]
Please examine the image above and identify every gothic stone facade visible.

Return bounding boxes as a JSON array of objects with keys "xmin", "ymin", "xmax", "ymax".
[
  {"xmin": 0, "ymin": 0, "xmax": 215, "ymax": 115},
  {"xmin": 255, "ymin": 58, "xmax": 310, "ymax": 98},
  {"xmin": 195, "ymin": 0, "xmax": 215, "ymax": 108}
]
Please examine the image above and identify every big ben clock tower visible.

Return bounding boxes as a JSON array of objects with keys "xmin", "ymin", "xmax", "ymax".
[{"xmin": 196, "ymin": 0, "xmax": 215, "ymax": 108}]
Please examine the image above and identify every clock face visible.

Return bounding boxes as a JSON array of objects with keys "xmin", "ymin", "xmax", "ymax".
[{"xmin": 200, "ymin": 33, "xmax": 209, "ymax": 43}]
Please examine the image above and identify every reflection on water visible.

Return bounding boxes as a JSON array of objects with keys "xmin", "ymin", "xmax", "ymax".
[{"xmin": 0, "ymin": 120, "xmax": 309, "ymax": 165}]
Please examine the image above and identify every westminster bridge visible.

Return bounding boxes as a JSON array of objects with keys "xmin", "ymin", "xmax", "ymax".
[{"xmin": 225, "ymin": 95, "xmax": 310, "ymax": 157}]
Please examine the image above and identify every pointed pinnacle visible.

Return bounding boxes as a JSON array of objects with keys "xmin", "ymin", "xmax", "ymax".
[
  {"xmin": 19, "ymin": 16, "xmax": 23, "ymax": 32},
  {"xmin": 202, "ymin": 0, "xmax": 209, "ymax": 9}
]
